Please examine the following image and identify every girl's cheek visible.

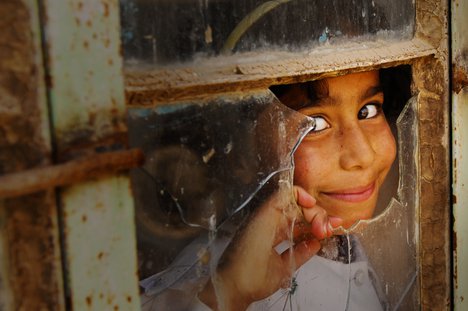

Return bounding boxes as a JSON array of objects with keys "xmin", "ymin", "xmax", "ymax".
[
  {"xmin": 376, "ymin": 125, "xmax": 397, "ymax": 170},
  {"xmin": 293, "ymin": 159, "xmax": 308, "ymax": 186},
  {"xmin": 294, "ymin": 154, "xmax": 320, "ymax": 190}
]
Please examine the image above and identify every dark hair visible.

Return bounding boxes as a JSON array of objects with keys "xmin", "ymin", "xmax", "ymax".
[{"xmin": 270, "ymin": 65, "xmax": 412, "ymax": 122}]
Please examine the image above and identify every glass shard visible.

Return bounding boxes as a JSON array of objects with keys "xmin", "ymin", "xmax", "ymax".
[
  {"xmin": 344, "ymin": 96, "xmax": 419, "ymax": 310},
  {"xmin": 128, "ymin": 90, "xmax": 314, "ymax": 307}
]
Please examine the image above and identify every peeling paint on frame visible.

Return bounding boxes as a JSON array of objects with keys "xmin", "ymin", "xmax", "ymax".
[
  {"xmin": 412, "ymin": 0, "xmax": 451, "ymax": 309},
  {"xmin": 40, "ymin": 0, "xmax": 140, "ymax": 310},
  {"xmin": 42, "ymin": 0, "xmax": 127, "ymax": 157},
  {"xmin": 61, "ymin": 176, "xmax": 138, "ymax": 310},
  {"xmin": 0, "ymin": 0, "xmax": 65, "ymax": 310},
  {"xmin": 451, "ymin": 0, "xmax": 468, "ymax": 309}
]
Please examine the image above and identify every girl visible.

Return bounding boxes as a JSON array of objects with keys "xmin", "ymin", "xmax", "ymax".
[{"xmin": 196, "ymin": 70, "xmax": 399, "ymax": 310}]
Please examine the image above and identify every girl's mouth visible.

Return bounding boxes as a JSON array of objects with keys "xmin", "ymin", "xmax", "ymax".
[{"xmin": 322, "ymin": 182, "xmax": 375, "ymax": 203}]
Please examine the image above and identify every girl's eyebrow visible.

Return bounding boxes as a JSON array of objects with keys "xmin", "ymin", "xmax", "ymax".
[
  {"xmin": 360, "ymin": 85, "xmax": 383, "ymax": 102},
  {"xmin": 301, "ymin": 84, "xmax": 384, "ymax": 110}
]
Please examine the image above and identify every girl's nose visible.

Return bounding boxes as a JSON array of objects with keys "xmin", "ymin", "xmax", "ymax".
[{"xmin": 338, "ymin": 123, "xmax": 376, "ymax": 171}]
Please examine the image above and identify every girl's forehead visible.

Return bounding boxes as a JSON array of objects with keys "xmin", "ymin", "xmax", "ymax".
[
  {"xmin": 326, "ymin": 71, "xmax": 380, "ymax": 91},
  {"xmin": 275, "ymin": 71, "xmax": 380, "ymax": 110},
  {"xmin": 321, "ymin": 72, "xmax": 382, "ymax": 101}
]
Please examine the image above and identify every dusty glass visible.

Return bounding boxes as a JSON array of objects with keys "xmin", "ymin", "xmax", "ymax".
[
  {"xmin": 128, "ymin": 90, "xmax": 314, "ymax": 289},
  {"xmin": 120, "ymin": 0, "xmax": 414, "ymax": 65}
]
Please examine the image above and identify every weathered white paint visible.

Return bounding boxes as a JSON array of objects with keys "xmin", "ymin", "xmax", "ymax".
[
  {"xmin": 452, "ymin": 0, "xmax": 468, "ymax": 309},
  {"xmin": 453, "ymin": 90, "xmax": 468, "ymax": 310},
  {"xmin": 62, "ymin": 176, "xmax": 139, "ymax": 310},
  {"xmin": 41, "ymin": 0, "xmax": 140, "ymax": 310}
]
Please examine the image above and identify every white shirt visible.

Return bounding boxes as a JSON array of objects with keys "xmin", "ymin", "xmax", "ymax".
[
  {"xmin": 142, "ymin": 236, "xmax": 387, "ymax": 311},
  {"xmin": 248, "ymin": 255, "xmax": 384, "ymax": 311}
]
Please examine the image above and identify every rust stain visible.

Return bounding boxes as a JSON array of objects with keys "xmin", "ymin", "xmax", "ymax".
[
  {"xmin": 104, "ymin": 38, "xmax": 111, "ymax": 48},
  {"xmin": 126, "ymin": 296, "xmax": 132, "ymax": 303},
  {"xmin": 107, "ymin": 294, "xmax": 114, "ymax": 305},
  {"xmin": 452, "ymin": 64, "xmax": 468, "ymax": 94},
  {"xmin": 81, "ymin": 214, "xmax": 88, "ymax": 222},
  {"xmin": 453, "ymin": 231, "xmax": 457, "ymax": 253},
  {"xmin": 97, "ymin": 252, "xmax": 104, "ymax": 260},
  {"xmin": 110, "ymin": 97, "xmax": 117, "ymax": 107},
  {"xmin": 86, "ymin": 295, "xmax": 92, "ymax": 306},
  {"xmin": 56, "ymin": 127, "xmax": 128, "ymax": 162},
  {"xmin": 103, "ymin": 2, "xmax": 110, "ymax": 17},
  {"xmin": 118, "ymin": 44, "xmax": 123, "ymax": 57},
  {"xmin": 83, "ymin": 40, "xmax": 89, "ymax": 50},
  {"xmin": 4, "ymin": 192, "xmax": 63, "ymax": 310},
  {"xmin": 0, "ymin": 0, "xmax": 64, "ymax": 308}
]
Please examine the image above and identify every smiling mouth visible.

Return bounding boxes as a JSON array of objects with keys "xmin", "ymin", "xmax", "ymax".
[{"xmin": 322, "ymin": 182, "xmax": 376, "ymax": 203}]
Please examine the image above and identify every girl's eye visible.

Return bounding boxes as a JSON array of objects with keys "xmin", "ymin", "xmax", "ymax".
[
  {"xmin": 358, "ymin": 103, "xmax": 381, "ymax": 120},
  {"xmin": 309, "ymin": 116, "xmax": 330, "ymax": 133}
]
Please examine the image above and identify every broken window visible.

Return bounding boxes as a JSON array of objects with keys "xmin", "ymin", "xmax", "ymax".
[
  {"xmin": 119, "ymin": 0, "xmax": 423, "ymax": 309},
  {"xmin": 126, "ymin": 62, "xmax": 418, "ymax": 310}
]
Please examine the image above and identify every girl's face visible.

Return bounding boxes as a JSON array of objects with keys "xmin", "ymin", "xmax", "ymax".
[{"xmin": 287, "ymin": 71, "xmax": 396, "ymax": 228}]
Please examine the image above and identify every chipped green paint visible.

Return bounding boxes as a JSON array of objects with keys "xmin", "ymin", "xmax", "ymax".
[
  {"xmin": 62, "ymin": 176, "xmax": 138, "ymax": 310},
  {"xmin": 43, "ymin": 0, "xmax": 128, "ymax": 154},
  {"xmin": 41, "ymin": 0, "xmax": 140, "ymax": 310}
]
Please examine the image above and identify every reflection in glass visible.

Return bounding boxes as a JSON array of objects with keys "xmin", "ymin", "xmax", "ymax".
[
  {"xmin": 128, "ymin": 90, "xmax": 314, "ymax": 302},
  {"xmin": 120, "ymin": 0, "xmax": 414, "ymax": 65}
]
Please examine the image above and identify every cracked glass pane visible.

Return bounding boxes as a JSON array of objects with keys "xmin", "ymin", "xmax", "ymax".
[
  {"xmin": 120, "ymin": 0, "xmax": 414, "ymax": 65},
  {"xmin": 129, "ymin": 67, "xmax": 418, "ymax": 310},
  {"xmin": 128, "ymin": 90, "xmax": 314, "ymax": 309}
]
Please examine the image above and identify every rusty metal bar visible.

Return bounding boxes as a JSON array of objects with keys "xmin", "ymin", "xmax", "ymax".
[{"xmin": 0, "ymin": 149, "xmax": 144, "ymax": 199}]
